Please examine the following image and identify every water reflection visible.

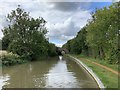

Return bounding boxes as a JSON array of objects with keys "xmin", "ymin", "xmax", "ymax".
[
  {"xmin": 59, "ymin": 56, "xmax": 62, "ymax": 60},
  {"xmin": 45, "ymin": 59, "xmax": 78, "ymax": 88},
  {"xmin": 1, "ymin": 57, "xmax": 99, "ymax": 88},
  {"xmin": 0, "ymin": 75, "xmax": 10, "ymax": 89},
  {"xmin": 66, "ymin": 59, "xmax": 98, "ymax": 88}
]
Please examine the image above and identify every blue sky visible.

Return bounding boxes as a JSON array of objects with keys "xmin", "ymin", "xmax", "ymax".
[
  {"xmin": 0, "ymin": 1, "xmax": 114, "ymax": 47},
  {"xmin": 88, "ymin": 2, "xmax": 112, "ymax": 12}
]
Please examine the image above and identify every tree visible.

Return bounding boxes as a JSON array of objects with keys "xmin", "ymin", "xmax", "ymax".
[
  {"xmin": 47, "ymin": 43, "xmax": 57, "ymax": 57},
  {"xmin": 76, "ymin": 27, "xmax": 88, "ymax": 55},
  {"xmin": 2, "ymin": 6, "xmax": 51, "ymax": 60},
  {"xmin": 86, "ymin": 2, "xmax": 119, "ymax": 62},
  {"xmin": 62, "ymin": 27, "xmax": 88, "ymax": 55},
  {"xmin": 62, "ymin": 2, "xmax": 119, "ymax": 64}
]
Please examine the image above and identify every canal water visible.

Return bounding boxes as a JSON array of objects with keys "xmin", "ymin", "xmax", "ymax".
[{"xmin": 0, "ymin": 56, "xmax": 99, "ymax": 88}]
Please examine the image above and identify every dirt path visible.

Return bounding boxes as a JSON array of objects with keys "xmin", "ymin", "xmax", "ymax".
[{"xmin": 80, "ymin": 58, "xmax": 120, "ymax": 77}]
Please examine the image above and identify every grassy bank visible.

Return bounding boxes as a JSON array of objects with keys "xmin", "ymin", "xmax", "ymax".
[{"xmin": 71, "ymin": 54, "xmax": 119, "ymax": 89}]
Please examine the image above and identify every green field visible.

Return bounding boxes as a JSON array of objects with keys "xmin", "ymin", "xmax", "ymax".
[{"xmin": 71, "ymin": 54, "xmax": 119, "ymax": 89}]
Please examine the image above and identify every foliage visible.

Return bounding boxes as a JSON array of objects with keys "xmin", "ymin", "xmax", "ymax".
[
  {"xmin": 47, "ymin": 43, "xmax": 57, "ymax": 57},
  {"xmin": 63, "ymin": 27, "xmax": 88, "ymax": 55},
  {"xmin": 1, "ymin": 6, "xmax": 57, "ymax": 61},
  {"xmin": 0, "ymin": 52, "xmax": 25, "ymax": 66},
  {"xmin": 62, "ymin": 2, "xmax": 119, "ymax": 64}
]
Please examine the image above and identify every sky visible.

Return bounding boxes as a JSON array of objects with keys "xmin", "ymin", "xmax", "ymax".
[{"xmin": 0, "ymin": 0, "xmax": 116, "ymax": 47}]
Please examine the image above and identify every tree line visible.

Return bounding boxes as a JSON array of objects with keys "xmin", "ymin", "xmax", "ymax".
[
  {"xmin": 62, "ymin": 2, "xmax": 120, "ymax": 64},
  {"xmin": 1, "ymin": 6, "xmax": 57, "ymax": 61}
]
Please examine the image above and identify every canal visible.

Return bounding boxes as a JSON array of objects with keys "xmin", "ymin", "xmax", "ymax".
[{"xmin": 0, "ymin": 56, "xmax": 99, "ymax": 88}]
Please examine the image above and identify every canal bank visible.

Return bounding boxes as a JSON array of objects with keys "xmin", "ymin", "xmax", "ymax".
[
  {"xmin": 1, "ymin": 56, "xmax": 99, "ymax": 88},
  {"xmin": 66, "ymin": 55, "xmax": 105, "ymax": 90},
  {"xmin": 68, "ymin": 54, "xmax": 119, "ymax": 89}
]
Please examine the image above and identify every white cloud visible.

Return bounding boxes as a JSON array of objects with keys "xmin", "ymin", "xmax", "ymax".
[
  {"xmin": 47, "ymin": 17, "xmax": 76, "ymax": 37},
  {"xmin": 0, "ymin": 1, "xmax": 91, "ymax": 46}
]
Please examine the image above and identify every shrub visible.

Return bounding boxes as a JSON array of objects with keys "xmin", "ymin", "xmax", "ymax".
[{"xmin": 0, "ymin": 52, "xmax": 25, "ymax": 66}]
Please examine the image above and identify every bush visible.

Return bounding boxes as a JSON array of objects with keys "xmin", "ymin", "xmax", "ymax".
[{"xmin": 0, "ymin": 52, "xmax": 25, "ymax": 66}]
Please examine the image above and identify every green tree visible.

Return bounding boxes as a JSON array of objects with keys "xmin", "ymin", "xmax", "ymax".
[
  {"xmin": 86, "ymin": 2, "xmax": 119, "ymax": 62},
  {"xmin": 47, "ymin": 43, "xmax": 57, "ymax": 57},
  {"xmin": 2, "ymin": 6, "xmax": 50, "ymax": 60},
  {"xmin": 63, "ymin": 2, "xmax": 119, "ymax": 64},
  {"xmin": 76, "ymin": 27, "xmax": 88, "ymax": 55}
]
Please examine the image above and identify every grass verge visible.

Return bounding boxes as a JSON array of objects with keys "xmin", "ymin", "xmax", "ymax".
[{"xmin": 71, "ymin": 54, "xmax": 119, "ymax": 89}]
